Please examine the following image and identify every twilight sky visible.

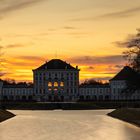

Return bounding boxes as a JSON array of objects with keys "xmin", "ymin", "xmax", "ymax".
[{"xmin": 0, "ymin": 0, "xmax": 140, "ymax": 82}]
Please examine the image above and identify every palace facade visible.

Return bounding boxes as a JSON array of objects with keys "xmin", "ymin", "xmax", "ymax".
[
  {"xmin": 33, "ymin": 59, "xmax": 79, "ymax": 101},
  {"xmin": 0, "ymin": 59, "xmax": 140, "ymax": 102}
]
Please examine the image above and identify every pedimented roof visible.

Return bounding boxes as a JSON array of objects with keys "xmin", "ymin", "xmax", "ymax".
[{"xmin": 34, "ymin": 59, "xmax": 78, "ymax": 71}]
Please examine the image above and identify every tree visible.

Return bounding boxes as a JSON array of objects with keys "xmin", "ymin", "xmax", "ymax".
[
  {"xmin": 118, "ymin": 29, "xmax": 140, "ymax": 73},
  {"xmin": 117, "ymin": 29, "xmax": 140, "ymax": 96},
  {"xmin": 80, "ymin": 78, "xmax": 107, "ymax": 87}
]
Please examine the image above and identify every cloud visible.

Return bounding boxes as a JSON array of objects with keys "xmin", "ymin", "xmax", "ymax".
[
  {"xmin": 96, "ymin": 6, "xmax": 140, "ymax": 19},
  {"xmin": 115, "ymin": 65, "xmax": 124, "ymax": 69},
  {"xmin": 63, "ymin": 26, "xmax": 76, "ymax": 30},
  {"xmin": 0, "ymin": 43, "xmax": 32, "ymax": 49},
  {"xmin": 5, "ymin": 44, "xmax": 25, "ymax": 49},
  {"xmin": 94, "ymin": 77, "xmax": 113, "ymax": 81},
  {"xmin": 4, "ymin": 55, "xmax": 46, "ymax": 69},
  {"xmin": 68, "ymin": 55, "xmax": 125, "ymax": 65},
  {"xmin": 88, "ymin": 66, "xmax": 94, "ymax": 69},
  {"xmin": 16, "ymin": 56, "xmax": 46, "ymax": 61},
  {"xmin": 115, "ymin": 29, "xmax": 140, "ymax": 49},
  {"xmin": 0, "ymin": 72, "xmax": 8, "ymax": 77},
  {"xmin": 71, "ymin": 6, "xmax": 140, "ymax": 21},
  {"xmin": 0, "ymin": 0, "xmax": 45, "ymax": 18}
]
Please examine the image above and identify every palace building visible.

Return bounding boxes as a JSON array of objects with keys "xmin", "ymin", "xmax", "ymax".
[
  {"xmin": 0, "ymin": 59, "xmax": 140, "ymax": 102},
  {"xmin": 33, "ymin": 59, "xmax": 79, "ymax": 102}
]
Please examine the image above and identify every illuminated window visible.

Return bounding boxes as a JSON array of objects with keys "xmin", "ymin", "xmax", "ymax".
[
  {"xmin": 48, "ymin": 88, "xmax": 52, "ymax": 91},
  {"xmin": 54, "ymin": 88, "xmax": 58, "ymax": 91},
  {"xmin": 60, "ymin": 82, "xmax": 64, "ymax": 87},
  {"xmin": 54, "ymin": 82, "xmax": 58, "ymax": 87},
  {"xmin": 48, "ymin": 82, "xmax": 52, "ymax": 87}
]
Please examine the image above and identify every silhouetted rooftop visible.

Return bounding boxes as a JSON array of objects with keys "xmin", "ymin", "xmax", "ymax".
[
  {"xmin": 110, "ymin": 66, "xmax": 140, "ymax": 81},
  {"xmin": 34, "ymin": 59, "xmax": 78, "ymax": 70}
]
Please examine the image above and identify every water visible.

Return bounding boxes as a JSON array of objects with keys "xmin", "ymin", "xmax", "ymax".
[{"xmin": 0, "ymin": 110, "xmax": 140, "ymax": 140}]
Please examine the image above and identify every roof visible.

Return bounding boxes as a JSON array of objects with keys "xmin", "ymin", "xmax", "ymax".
[
  {"xmin": 34, "ymin": 59, "xmax": 78, "ymax": 71},
  {"xmin": 110, "ymin": 66, "xmax": 140, "ymax": 81}
]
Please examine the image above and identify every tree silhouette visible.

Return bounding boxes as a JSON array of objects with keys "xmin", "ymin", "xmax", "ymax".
[
  {"xmin": 117, "ymin": 29, "xmax": 140, "ymax": 73},
  {"xmin": 80, "ymin": 79, "xmax": 106, "ymax": 87},
  {"xmin": 117, "ymin": 29, "xmax": 140, "ymax": 96}
]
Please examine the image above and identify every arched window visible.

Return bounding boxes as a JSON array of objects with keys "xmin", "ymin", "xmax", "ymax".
[
  {"xmin": 60, "ymin": 82, "xmax": 64, "ymax": 87},
  {"xmin": 48, "ymin": 82, "xmax": 52, "ymax": 87},
  {"xmin": 54, "ymin": 82, "xmax": 58, "ymax": 87}
]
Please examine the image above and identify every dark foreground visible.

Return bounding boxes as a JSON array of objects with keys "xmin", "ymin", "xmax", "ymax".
[
  {"xmin": 0, "ymin": 109, "xmax": 15, "ymax": 122},
  {"xmin": 108, "ymin": 108, "xmax": 140, "ymax": 127},
  {"xmin": 1, "ymin": 101, "xmax": 140, "ymax": 110}
]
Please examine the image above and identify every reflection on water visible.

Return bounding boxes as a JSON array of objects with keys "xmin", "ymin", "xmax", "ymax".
[{"xmin": 0, "ymin": 110, "xmax": 140, "ymax": 140}]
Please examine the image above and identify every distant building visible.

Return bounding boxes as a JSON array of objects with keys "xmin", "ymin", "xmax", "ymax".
[
  {"xmin": 2, "ymin": 85, "xmax": 33, "ymax": 101},
  {"xmin": 110, "ymin": 66, "xmax": 140, "ymax": 100},
  {"xmin": 79, "ymin": 84, "xmax": 111, "ymax": 101},
  {"xmin": 0, "ymin": 59, "xmax": 140, "ymax": 102}
]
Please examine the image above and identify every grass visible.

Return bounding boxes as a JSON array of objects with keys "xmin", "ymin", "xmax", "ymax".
[
  {"xmin": 0, "ymin": 109, "xmax": 15, "ymax": 122},
  {"xmin": 108, "ymin": 108, "xmax": 140, "ymax": 127}
]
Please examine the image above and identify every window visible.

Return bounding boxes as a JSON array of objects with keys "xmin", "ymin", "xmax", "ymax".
[
  {"xmin": 48, "ymin": 88, "xmax": 52, "ymax": 91},
  {"xmin": 61, "ymin": 73, "xmax": 64, "ymax": 77},
  {"xmin": 48, "ymin": 82, "xmax": 52, "ymax": 87},
  {"xmin": 54, "ymin": 88, "xmax": 58, "ymax": 91},
  {"xmin": 99, "ymin": 95, "xmax": 103, "ymax": 100},
  {"xmin": 67, "ymin": 89, "xmax": 69, "ymax": 93},
  {"xmin": 16, "ymin": 95, "xmax": 20, "ymax": 100},
  {"xmin": 67, "ymin": 82, "xmax": 69, "ymax": 86},
  {"xmin": 54, "ymin": 82, "xmax": 58, "ymax": 87},
  {"xmin": 60, "ymin": 82, "xmax": 64, "ymax": 87}
]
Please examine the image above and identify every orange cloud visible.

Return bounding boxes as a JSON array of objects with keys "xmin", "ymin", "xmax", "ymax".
[{"xmin": 0, "ymin": 55, "xmax": 125, "ymax": 82}]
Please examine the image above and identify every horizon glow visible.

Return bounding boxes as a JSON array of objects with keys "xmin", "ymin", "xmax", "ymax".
[{"xmin": 0, "ymin": 0, "xmax": 140, "ymax": 82}]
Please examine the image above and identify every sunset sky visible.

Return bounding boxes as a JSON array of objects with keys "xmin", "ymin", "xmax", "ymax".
[{"xmin": 0, "ymin": 0, "xmax": 140, "ymax": 82}]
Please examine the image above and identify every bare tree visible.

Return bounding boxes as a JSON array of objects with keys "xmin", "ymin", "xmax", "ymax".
[
  {"xmin": 117, "ymin": 29, "xmax": 140, "ymax": 73},
  {"xmin": 80, "ymin": 78, "xmax": 104, "ymax": 86},
  {"xmin": 117, "ymin": 29, "xmax": 140, "ymax": 98}
]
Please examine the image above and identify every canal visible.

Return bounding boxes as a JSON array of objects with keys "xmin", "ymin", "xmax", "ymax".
[{"xmin": 0, "ymin": 110, "xmax": 140, "ymax": 140}]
